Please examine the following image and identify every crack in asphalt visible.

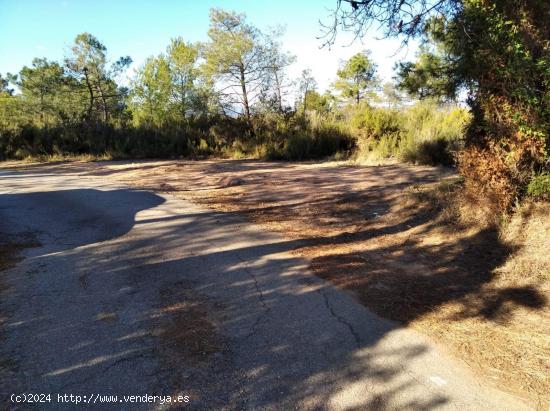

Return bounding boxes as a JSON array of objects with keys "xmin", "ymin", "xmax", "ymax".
[
  {"xmin": 235, "ymin": 253, "xmax": 271, "ymax": 339},
  {"xmin": 100, "ymin": 349, "xmax": 156, "ymax": 375},
  {"xmin": 235, "ymin": 253, "xmax": 268, "ymax": 310},
  {"xmin": 317, "ymin": 288, "xmax": 362, "ymax": 348},
  {"xmin": 54, "ymin": 349, "xmax": 157, "ymax": 392}
]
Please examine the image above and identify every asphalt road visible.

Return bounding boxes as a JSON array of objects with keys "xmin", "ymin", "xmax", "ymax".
[{"xmin": 0, "ymin": 167, "xmax": 530, "ymax": 410}]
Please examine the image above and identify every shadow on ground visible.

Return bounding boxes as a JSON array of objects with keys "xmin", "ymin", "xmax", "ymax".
[
  {"xmin": 0, "ymin": 187, "xmax": 450, "ymax": 410},
  {"xmin": 0, "ymin": 182, "xmax": 543, "ymax": 409},
  {"xmin": 309, "ymin": 212, "xmax": 546, "ymax": 325}
]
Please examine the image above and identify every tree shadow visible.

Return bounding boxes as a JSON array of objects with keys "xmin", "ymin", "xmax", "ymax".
[
  {"xmin": 311, "ymin": 225, "xmax": 546, "ymax": 325},
  {"xmin": 0, "ymin": 183, "xmax": 539, "ymax": 409},
  {"xmin": 0, "ymin": 189, "xmax": 165, "ymax": 253},
  {"xmin": 0, "ymin": 187, "xmax": 459, "ymax": 410}
]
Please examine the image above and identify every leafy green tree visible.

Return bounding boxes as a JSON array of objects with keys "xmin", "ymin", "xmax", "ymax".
[
  {"xmin": 65, "ymin": 33, "xmax": 131, "ymax": 122},
  {"xmin": 166, "ymin": 38, "xmax": 203, "ymax": 118},
  {"xmin": 130, "ymin": 38, "xmax": 209, "ymax": 126},
  {"xmin": 131, "ymin": 55, "xmax": 173, "ymax": 126},
  {"xmin": 395, "ymin": 46, "xmax": 458, "ymax": 102},
  {"xmin": 0, "ymin": 73, "xmax": 16, "ymax": 96},
  {"xmin": 0, "ymin": 73, "xmax": 22, "ymax": 133},
  {"xmin": 18, "ymin": 58, "xmax": 67, "ymax": 124},
  {"xmin": 304, "ymin": 90, "xmax": 333, "ymax": 114},
  {"xmin": 297, "ymin": 69, "xmax": 317, "ymax": 114},
  {"xmin": 204, "ymin": 9, "xmax": 269, "ymax": 128},
  {"xmin": 333, "ymin": 51, "xmax": 377, "ymax": 105},
  {"xmin": 327, "ymin": 0, "xmax": 549, "ymax": 208},
  {"xmin": 381, "ymin": 82, "xmax": 405, "ymax": 108}
]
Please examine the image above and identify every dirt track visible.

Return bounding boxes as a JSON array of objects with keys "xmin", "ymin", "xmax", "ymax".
[{"xmin": 2, "ymin": 159, "xmax": 548, "ymax": 408}]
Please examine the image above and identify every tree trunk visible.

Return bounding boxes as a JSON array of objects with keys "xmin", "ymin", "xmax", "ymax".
[
  {"xmin": 149, "ymin": 95, "xmax": 154, "ymax": 125},
  {"xmin": 39, "ymin": 91, "xmax": 44, "ymax": 124},
  {"xmin": 239, "ymin": 64, "xmax": 254, "ymax": 135},
  {"xmin": 303, "ymin": 85, "xmax": 308, "ymax": 115},
  {"xmin": 83, "ymin": 69, "xmax": 94, "ymax": 121},
  {"xmin": 274, "ymin": 71, "xmax": 283, "ymax": 113},
  {"xmin": 180, "ymin": 78, "xmax": 186, "ymax": 119},
  {"xmin": 96, "ymin": 80, "xmax": 109, "ymax": 122}
]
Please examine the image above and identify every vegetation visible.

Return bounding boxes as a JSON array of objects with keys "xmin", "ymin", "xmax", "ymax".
[
  {"xmin": 1, "ymin": 3, "xmax": 548, "ymax": 404},
  {"xmin": 352, "ymin": 101, "xmax": 470, "ymax": 165},
  {"xmin": 333, "ymin": 51, "xmax": 378, "ymax": 105},
  {"xmin": 327, "ymin": 0, "xmax": 549, "ymax": 210},
  {"xmin": 1, "ymin": 3, "xmax": 548, "ymax": 209},
  {"xmin": 527, "ymin": 171, "xmax": 550, "ymax": 199},
  {"xmin": 0, "ymin": 11, "xmax": 465, "ymax": 165}
]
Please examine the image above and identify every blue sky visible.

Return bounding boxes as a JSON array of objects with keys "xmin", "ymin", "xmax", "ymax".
[{"xmin": 0, "ymin": 0, "xmax": 417, "ymax": 92}]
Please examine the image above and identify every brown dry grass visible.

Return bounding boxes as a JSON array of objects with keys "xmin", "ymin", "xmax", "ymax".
[
  {"xmin": 152, "ymin": 282, "xmax": 226, "ymax": 407},
  {"xmin": 154, "ymin": 283, "xmax": 224, "ymax": 366},
  {"xmin": 7, "ymin": 159, "xmax": 548, "ymax": 408}
]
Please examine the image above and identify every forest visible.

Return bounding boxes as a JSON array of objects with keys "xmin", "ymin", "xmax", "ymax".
[{"xmin": 0, "ymin": 1, "xmax": 548, "ymax": 212}]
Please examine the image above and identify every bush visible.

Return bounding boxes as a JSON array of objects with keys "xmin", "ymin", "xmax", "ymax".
[
  {"xmin": 351, "ymin": 105, "xmax": 401, "ymax": 139},
  {"xmin": 359, "ymin": 133, "xmax": 400, "ymax": 161},
  {"xmin": 527, "ymin": 172, "xmax": 550, "ymax": 200},
  {"xmin": 400, "ymin": 138, "xmax": 454, "ymax": 166},
  {"xmin": 250, "ymin": 111, "xmax": 353, "ymax": 161},
  {"xmin": 283, "ymin": 134, "xmax": 311, "ymax": 160},
  {"xmin": 353, "ymin": 101, "xmax": 470, "ymax": 166},
  {"xmin": 0, "ymin": 100, "xmax": 463, "ymax": 167},
  {"xmin": 458, "ymin": 144, "xmax": 517, "ymax": 211}
]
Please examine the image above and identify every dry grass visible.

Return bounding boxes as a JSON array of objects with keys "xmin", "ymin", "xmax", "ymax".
[
  {"xmin": 10, "ymin": 153, "xmax": 113, "ymax": 165},
  {"xmin": 152, "ymin": 283, "xmax": 226, "ymax": 407},
  {"xmin": 154, "ymin": 284, "xmax": 224, "ymax": 366},
  {"xmin": 11, "ymin": 159, "xmax": 548, "ymax": 408}
]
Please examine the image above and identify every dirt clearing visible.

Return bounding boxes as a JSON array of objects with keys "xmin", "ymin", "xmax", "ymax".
[{"xmin": 4, "ymin": 159, "xmax": 549, "ymax": 408}]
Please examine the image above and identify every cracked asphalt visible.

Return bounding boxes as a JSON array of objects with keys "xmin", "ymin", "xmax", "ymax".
[{"xmin": 0, "ymin": 166, "xmax": 531, "ymax": 410}]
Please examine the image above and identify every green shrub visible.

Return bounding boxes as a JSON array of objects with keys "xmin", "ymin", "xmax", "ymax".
[
  {"xmin": 354, "ymin": 101, "xmax": 470, "ymax": 166},
  {"xmin": 527, "ymin": 172, "xmax": 550, "ymax": 199},
  {"xmin": 197, "ymin": 138, "xmax": 211, "ymax": 155},
  {"xmin": 351, "ymin": 106, "xmax": 402, "ymax": 139},
  {"xmin": 360, "ymin": 132, "xmax": 401, "ymax": 161},
  {"xmin": 0, "ymin": 98, "xmax": 465, "ymax": 166},
  {"xmin": 400, "ymin": 138, "xmax": 454, "ymax": 166},
  {"xmin": 283, "ymin": 134, "xmax": 311, "ymax": 160}
]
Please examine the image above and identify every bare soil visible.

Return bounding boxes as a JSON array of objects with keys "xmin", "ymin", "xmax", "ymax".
[{"xmin": 3, "ymin": 159, "xmax": 549, "ymax": 408}]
